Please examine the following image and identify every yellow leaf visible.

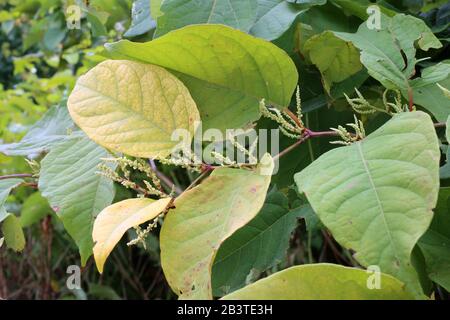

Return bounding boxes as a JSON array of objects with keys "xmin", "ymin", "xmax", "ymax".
[
  {"xmin": 160, "ymin": 154, "xmax": 274, "ymax": 299},
  {"xmin": 68, "ymin": 60, "xmax": 200, "ymax": 158},
  {"xmin": 93, "ymin": 197, "xmax": 172, "ymax": 273}
]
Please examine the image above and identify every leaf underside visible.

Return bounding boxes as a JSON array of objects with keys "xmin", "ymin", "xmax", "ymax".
[{"xmin": 295, "ymin": 111, "xmax": 440, "ymax": 297}]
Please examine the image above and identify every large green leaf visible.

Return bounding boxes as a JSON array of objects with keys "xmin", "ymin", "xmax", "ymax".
[
  {"xmin": 295, "ymin": 111, "xmax": 440, "ymax": 297},
  {"xmin": 409, "ymin": 62, "xmax": 450, "ymax": 122},
  {"xmin": 67, "ymin": 59, "xmax": 200, "ymax": 159},
  {"xmin": 418, "ymin": 189, "xmax": 450, "ymax": 291},
  {"xmin": 39, "ymin": 136, "xmax": 116, "ymax": 265},
  {"xmin": 334, "ymin": 14, "xmax": 442, "ymax": 91},
  {"xmin": 105, "ymin": 24, "xmax": 298, "ymax": 132},
  {"xmin": 0, "ymin": 103, "xmax": 75, "ymax": 157},
  {"xmin": 0, "ymin": 179, "xmax": 23, "ymax": 223},
  {"xmin": 303, "ymin": 31, "xmax": 362, "ymax": 93},
  {"xmin": 153, "ymin": 0, "xmax": 326, "ymax": 41},
  {"xmin": 160, "ymin": 154, "xmax": 274, "ymax": 300},
  {"xmin": 154, "ymin": 0, "xmax": 258, "ymax": 37},
  {"xmin": 212, "ymin": 190, "xmax": 308, "ymax": 296},
  {"xmin": 250, "ymin": 0, "xmax": 326, "ymax": 41},
  {"xmin": 222, "ymin": 264, "xmax": 415, "ymax": 299}
]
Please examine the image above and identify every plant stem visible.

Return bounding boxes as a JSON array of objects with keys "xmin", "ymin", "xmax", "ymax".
[
  {"xmin": 273, "ymin": 135, "xmax": 311, "ymax": 161},
  {"xmin": 148, "ymin": 160, "xmax": 182, "ymax": 195},
  {"xmin": 407, "ymin": 87, "xmax": 414, "ymax": 112},
  {"xmin": 274, "ymin": 120, "xmax": 446, "ymax": 162},
  {"xmin": 0, "ymin": 173, "xmax": 33, "ymax": 180},
  {"xmin": 284, "ymin": 108, "xmax": 303, "ymax": 128},
  {"xmin": 273, "ymin": 129, "xmax": 340, "ymax": 161}
]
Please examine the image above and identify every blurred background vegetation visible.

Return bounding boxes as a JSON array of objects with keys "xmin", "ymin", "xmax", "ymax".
[
  {"xmin": 0, "ymin": 0, "xmax": 448, "ymax": 299},
  {"xmin": 0, "ymin": 0, "xmax": 175, "ymax": 300}
]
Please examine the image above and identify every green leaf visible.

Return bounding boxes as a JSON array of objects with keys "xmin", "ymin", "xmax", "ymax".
[
  {"xmin": 154, "ymin": 0, "xmax": 258, "ymax": 37},
  {"xmin": 418, "ymin": 188, "xmax": 450, "ymax": 291},
  {"xmin": 1, "ymin": 215, "xmax": 25, "ymax": 252},
  {"xmin": 124, "ymin": 0, "xmax": 156, "ymax": 37},
  {"xmin": 42, "ymin": 16, "xmax": 66, "ymax": 51},
  {"xmin": 295, "ymin": 111, "xmax": 440, "ymax": 297},
  {"xmin": 334, "ymin": 14, "xmax": 442, "ymax": 91},
  {"xmin": 250, "ymin": 0, "xmax": 326, "ymax": 41},
  {"xmin": 150, "ymin": 0, "xmax": 163, "ymax": 20},
  {"xmin": 105, "ymin": 24, "xmax": 298, "ymax": 132},
  {"xmin": 86, "ymin": 15, "xmax": 107, "ymax": 37},
  {"xmin": 160, "ymin": 154, "xmax": 274, "ymax": 300},
  {"xmin": 331, "ymin": 0, "xmax": 396, "ymax": 19},
  {"xmin": 409, "ymin": 62, "xmax": 450, "ymax": 122},
  {"xmin": 222, "ymin": 264, "xmax": 415, "ymax": 299},
  {"xmin": 39, "ymin": 136, "xmax": 116, "ymax": 265},
  {"xmin": 67, "ymin": 59, "xmax": 200, "ymax": 159},
  {"xmin": 212, "ymin": 190, "xmax": 309, "ymax": 296},
  {"xmin": 0, "ymin": 103, "xmax": 75, "ymax": 157},
  {"xmin": 20, "ymin": 192, "xmax": 52, "ymax": 228},
  {"xmin": 0, "ymin": 179, "xmax": 23, "ymax": 223},
  {"xmin": 303, "ymin": 31, "xmax": 362, "ymax": 93}
]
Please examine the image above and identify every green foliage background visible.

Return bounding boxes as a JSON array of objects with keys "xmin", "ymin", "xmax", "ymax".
[{"xmin": 0, "ymin": 0, "xmax": 449, "ymax": 300}]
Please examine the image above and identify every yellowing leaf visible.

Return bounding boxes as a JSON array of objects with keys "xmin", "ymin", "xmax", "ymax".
[
  {"xmin": 222, "ymin": 264, "xmax": 415, "ymax": 300},
  {"xmin": 106, "ymin": 25, "xmax": 298, "ymax": 132},
  {"xmin": 93, "ymin": 197, "xmax": 172, "ymax": 273},
  {"xmin": 68, "ymin": 60, "xmax": 200, "ymax": 158},
  {"xmin": 160, "ymin": 154, "xmax": 274, "ymax": 300}
]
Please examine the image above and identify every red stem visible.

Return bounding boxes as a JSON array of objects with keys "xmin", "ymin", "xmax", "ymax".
[
  {"xmin": 408, "ymin": 87, "xmax": 414, "ymax": 112},
  {"xmin": 0, "ymin": 173, "xmax": 33, "ymax": 180}
]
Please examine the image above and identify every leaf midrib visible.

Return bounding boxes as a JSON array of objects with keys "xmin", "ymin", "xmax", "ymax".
[
  {"xmin": 356, "ymin": 142, "xmax": 401, "ymax": 264},
  {"xmin": 77, "ymin": 84, "xmax": 173, "ymax": 136}
]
